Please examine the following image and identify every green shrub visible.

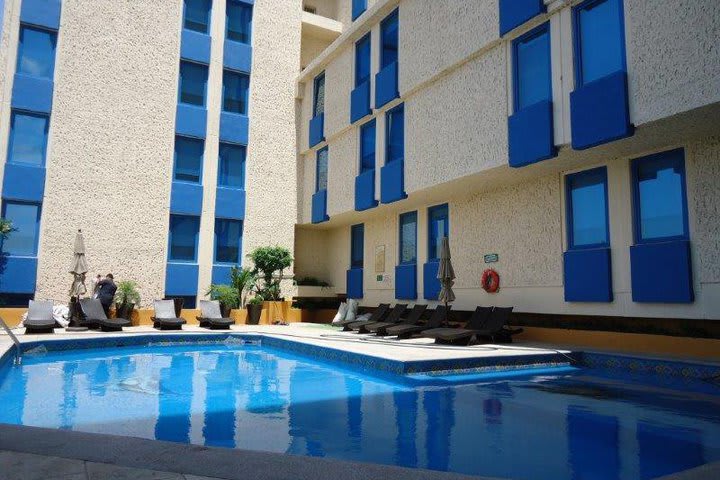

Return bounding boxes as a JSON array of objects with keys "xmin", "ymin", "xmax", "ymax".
[
  {"xmin": 114, "ymin": 280, "xmax": 141, "ymax": 307},
  {"xmin": 207, "ymin": 284, "xmax": 240, "ymax": 310},
  {"xmin": 248, "ymin": 246, "xmax": 293, "ymax": 301}
]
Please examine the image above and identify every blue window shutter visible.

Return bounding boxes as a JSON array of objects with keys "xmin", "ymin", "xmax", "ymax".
[
  {"xmin": 215, "ymin": 218, "xmax": 243, "ymax": 264},
  {"xmin": 16, "ymin": 25, "xmax": 57, "ymax": 79},
  {"xmin": 351, "ymin": 224, "xmax": 364, "ymax": 268},
  {"xmin": 428, "ymin": 204, "xmax": 449, "ymax": 261},
  {"xmin": 316, "ymin": 147, "xmax": 329, "ymax": 192},
  {"xmin": 385, "ymin": 104, "xmax": 404, "ymax": 163},
  {"xmin": 360, "ymin": 119, "xmax": 376, "ymax": 173},
  {"xmin": 222, "ymin": 69, "xmax": 250, "ymax": 114},
  {"xmin": 168, "ymin": 215, "xmax": 200, "ymax": 261},
  {"xmin": 218, "ymin": 142, "xmax": 246, "ymax": 188},
  {"xmin": 1, "ymin": 201, "xmax": 41, "ymax": 256},
  {"xmin": 352, "ymin": 0, "xmax": 367, "ymax": 21},
  {"xmin": 226, "ymin": 0, "xmax": 253, "ymax": 44},
  {"xmin": 174, "ymin": 136, "xmax": 205, "ymax": 183},
  {"xmin": 398, "ymin": 211, "xmax": 417, "ymax": 265},
  {"xmin": 7, "ymin": 111, "xmax": 49, "ymax": 166},
  {"xmin": 565, "ymin": 167, "xmax": 609, "ymax": 249},
  {"xmin": 184, "ymin": 0, "xmax": 212, "ymax": 34},
  {"xmin": 179, "ymin": 61, "xmax": 208, "ymax": 106},
  {"xmin": 499, "ymin": 0, "xmax": 545, "ymax": 36}
]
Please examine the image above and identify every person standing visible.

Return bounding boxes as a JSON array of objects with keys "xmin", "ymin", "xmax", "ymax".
[{"xmin": 96, "ymin": 273, "xmax": 117, "ymax": 317}]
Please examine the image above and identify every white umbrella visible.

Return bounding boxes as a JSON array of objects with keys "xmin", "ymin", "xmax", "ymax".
[
  {"xmin": 437, "ymin": 236, "xmax": 456, "ymax": 308},
  {"xmin": 67, "ymin": 229, "xmax": 88, "ymax": 330}
]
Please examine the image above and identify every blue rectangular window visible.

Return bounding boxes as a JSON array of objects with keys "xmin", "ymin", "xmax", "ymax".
[
  {"xmin": 380, "ymin": 10, "xmax": 399, "ymax": 68},
  {"xmin": 7, "ymin": 111, "xmax": 49, "ymax": 166},
  {"xmin": 1, "ymin": 201, "xmax": 41, "ymax": 256},
  {"xmin": 174, "ymin": 136, "xmax": 204, "ymax": 183},
  {"xmin": 215, "ymin": 218, "xmax": 242, "ymax": 264},
  {"xmin": 226, "ymin": 0, "xmax": 253, "ymax": 44},
  {"xmin": 631, "ymin": 149, "xmax": 688, "ymax": 244},
  {"xmin": 168, "ymin": 214, "xmax": 200, "ymax": 262},
  {"xmin": 316, "ymin": 147, "xmax": 328, "ymax": 192},
  {"xmin": 352, "ymin": 0, "xmax": 367, "ymax": 21},
  {"xmin": 360, "ymin": 119, "xmax": 375, "ymax": 173},
  {"xmin": 385, "ymin": 104, "xmax": 404, "ymax": 164},
  {"xmin": 355, "ymin": 33, "xmax": 371, "ymax": 87},
  {"xmin": 573, "ymin": 0, "xmax": 625, "ymax": 86},
  {"xmin": 184, "ymin": 0, "xmax": 211, "ymax": 34},
  {"xmin": 428, "ymin": 204, "xmax": 449, "ymax": 261},
  {"xmin": 351, "ymin": 223, "xmax": 364, "ymax": 268},
  {"xmin": 313, "ymin": 72, "xmax": 325, "ymax": 117},
  {"xmin": 513, "ymin": 22, "xmax": 551, "ymax": 112},
  {"xmin": 218, "ymin": 142, "xmax": 246, "ymax": 188},
  {"xmin": 399, "ymin": 211, "xmax": 417, "ymax": 265},
  {"xmin": 178, "ymin": 61, "xmax": 208, "ymax": 106},
  {"xmin": 222, "ymin": 69, "xmax": 250, "ymax": 114},
  {"xmin": 566, "ymin": 167, "xmax": 609, "ymax": 249},
  {"xmin": 16, "ymin": 24, "xmax": 56, "ymax": 79}
]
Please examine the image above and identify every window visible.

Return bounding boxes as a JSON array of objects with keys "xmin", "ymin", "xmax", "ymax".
[
  {"xmin": 7, "ymin": 111, "xmax": 49, "ymax": 166},
  {"xmin": 16, "ymin": 24, "xmax": 56, "ymax": 79},
  {"xmin": 215, "ymin": 218, "xmax": 242, "ymax": 264},
  {"xmin": 428, "ymin": 204, "xmax": 449, "ymax": 261},
  {"xmin": 399, "ymin": 211, "xmax": 417, "ymax": 265},
  {"xmin": 0, "ymin": 294, "xmax": 34, "ymax": 307},
  {"xmin": 565, "ymin": 167, "xmax": 609, "ymax": 249},
  {"xmin": 313, "ymin": 72, "xmax": 325, "ymax": 117},
  {"xmin": 183, "ymin": 0, "xmax": 211, "ymax": 33},
  {"xmin": 355, "ymin": 33, "xmax": 371, "ymax": 87},
  {"xmin": 226, "ymin": 0, "xmax": 253, "ymax": 44},
  {"xmin": 380, "ymin": 10, "xmax": 399, "ymax": 69},
  {"xmin": 351, "ymin": 224, "xmax": 364, "ymax": 268},
  {"xmin": 574, "ymin": 0, "xmax": 625, "ymax": 86},
  {"xmin": 352, "ymin": 0, "xmax": 367, "ymax": 21},
  {"xmin": 316, "ymin": 147, "xmax": 328, "ymax": 192},
  {"xmin": 1, "ymin": 201, "xmax": 41, "ymax": 256},
  {"xmin": 385, "ymin": 104, "xmax": 404, "ymax": 164},
  {"xmin": 631, "ymin": 149, "xmax": 688, "ymax": 243},
  {"xmin": 168, "ymin": 215, "xmax": 200, "ymax": 262},
  {"xmin": 223, "ymin": 69, "xmax": 250, "ymax": 114},
  {"xmin": 513, "ymin": 23, "xmax": 551, "ymax": 112},
  {"xmin": 359, "ymin": 119, "xmax": 375, "ymax": 173},
  {"xmin": 218, "ymin": 142, "xmax": 246, "ymax": 188},
  {"xmin": 174, "ymin": 136, "xmax": 204, "ymax": 183},
  {"xmin": 178, "ymin": 61, "xmax": 208, "ymax": 106}
]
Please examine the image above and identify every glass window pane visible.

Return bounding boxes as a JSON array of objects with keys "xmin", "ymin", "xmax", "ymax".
[
  {"xmin": 399, "ymin": 211, "xmax": 417, "ymax": 264},
  {"xmin": 1, "ymin": 202, "xmax": 40, "ymax": 256},
  {"xmin": 218, "ymin": 143, "xmax": 246, "ymax": 188},
  {"xmin": 428, "ymin": 204, "xmax": 449, "ymax": 261},
  {"xmin": 316, "ymin": 148, "xmax": 328, "ymax": 192},
  {"xmin": 227, "ymin": 1, "xmax": 253, "ymax": 44},
  {"xmin": 8, "ymin": 112, "xmax": 48, "ymax": 166},
  {"xmin": 17, "ymin": 25, "xmax": 56, "ymax": 78},
  {"xmin": 352, "ymin": 0, "xmax": 367, "ymax": 20},
  {"xmin": 223, "ymin": 70, "xmax": 249, "ymax": 114},
  {"xmin": 578, "ymin": 0, "xmax": 623, "ymax": 84},
  {"xmin": 381, "ymin": 12, "xmax": 398, "ymax": 68},
  {"xmin": 169, "ymin": 215, "xmax": 199, "ymax": 261},
  {"xmin": 174, "ymin": 136, "xmax": 204, "ymax": 183},
  {"xmin": 386, "ymin": 105, "xmax": 404, "ymax": 163},
  {"xmin": 355, "ymin": 34, "xmax": 371, "ymax": 86},
  {"xmin": 313, "ymin": 73, "xmax": 325, "ymax": 116},
  {"xmin": 515, "ymin": 26, "xmax": 551, "ymax": 110},
  {"xmin": 179, "ymin": 61, "xmax": 208, "ymax": 106},
  {"xmin": 351, "ymin": 224, "xmax": 364, "ymax": 268},
  {"xmin": 636, "ymin": 153, "xmax": 687, "ymax": 241},
  {"xmin": 567, "ymin": 169, "xmax": 608, "ymax": 248},
  {"xmin": 360, "ymin": 120, "xmax": 375, "ymax": 173},
  {"xmin": 184, "ymin": 0, "xmax": 211, "ymax": 33},
  {"xmin": 215, "ymin": 219, "xmax": 242, "ymax": 264}
]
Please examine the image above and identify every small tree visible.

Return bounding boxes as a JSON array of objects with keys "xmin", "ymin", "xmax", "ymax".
[{"xmin": 248, "ymin": 246, "xmax": 293, "ymax": 301}]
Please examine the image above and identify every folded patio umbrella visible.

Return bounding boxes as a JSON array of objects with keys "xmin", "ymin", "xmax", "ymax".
[
  {"xmin": 68, "ymin": 229, "xmax": 88, "ymax": 329},
  {"xmin": 437, "ymin": 236, "xmax": 456, "ymax": 312}
]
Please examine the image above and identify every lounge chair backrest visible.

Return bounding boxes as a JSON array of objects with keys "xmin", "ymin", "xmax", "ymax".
[
  {"xmin": 80, "ymin": 298, "xmax": 108, "ymax": 320},
  {"xmin": 403, "ymin": 304, "xmax": 427, "ymax": 324},
  {"xmin": 466, "ymin": 306, "xmax": 494, "ymax": 330},
  {"xmin": 154, "ymin": 300, "xmax": 178, "ymax": 319},
  {"xmin": 484, "ymin": 306, "xmax": 514, "ymax": 332},
  {"xmin": 200, "ymin": 300, "xmax": 223, "ymax": 319},
  {"xmin": 426, "ymin": 305, "xmax": 450, "ymax": 328},
  {"xmin": 368, "ymin": 303, "xmax": 390, "ymax": 322},
  {"xmin": 385, "ymin": 304, "xmax": 408, "ymax": 323},
  {"xmin": 27, "ymin": 300, "xmax": 53, "ymax": 321}
]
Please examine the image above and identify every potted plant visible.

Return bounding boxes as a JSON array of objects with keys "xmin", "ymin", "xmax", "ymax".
[
  {"xmin": 248, "ymin": 246, "xmax": 293, "ymax": 324},
  {"xmin": 246, "ymin": 295, "xmax": 263, "ymax": 325},
  {"xmin": 114, "ymin": 280, "xmax": 141, "ymax": 320},
  {"xmin": 206, "ymin": 284, "xmax": 239, "ymax": 317},
  {"xmin": 230, "ymin": 266, "xmax": 256, "ymax": 307}
]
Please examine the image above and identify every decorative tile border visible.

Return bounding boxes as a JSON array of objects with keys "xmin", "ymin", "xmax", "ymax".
[{"xmin": 580, "ymin": 352, "xmax": 720, "ymax": 380}]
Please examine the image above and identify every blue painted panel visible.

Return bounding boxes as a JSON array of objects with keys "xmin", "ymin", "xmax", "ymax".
[
  {"xmin": 375, "ymin": 61, "xmax": 399, "ymax": 108},
  {"xmin": 170, "ymin": 181, "xmax": 203, "ymax": 216},
  {"xmin": 20, "ymin": 0, "xmax": 61, "ymax": 30},
  {"xmin": 219, "ymin": 111, "xmax": 249, "ymax": 144},
  {"xmin": 499, "ymin": 0, "xmax": 545, "ymax": 36},
  {"xmin": 563, "ymin": 248, "xmax": 613, "ymax": 302},
  {"xmin": 0, "ymin": 256, "xmax": 37, "ymax": 293},
  {"xmin": 380, "ymin": 160, "xmax": 406, "ymax": 204},
  {"xmin": 346, "ymin": 268, "xmax": 363, "ymax": 299},
  {"xmin": 211, "ymin": 264, "xmax": 233, "ymax": 286},
  {"xmin": 1, "ymin": 163, "xmax": 45, "ymax": 202},
  {"xmin": 354, "ymin": 169, "xmax": 378, "ymax": 211},
  {"xmin": 181, "ymin": 29, "xmax": 212, "ymax": 64},
  {"xmin": 423, "ymin": 261, "xmax": 440, "ymax": 301},
  {"xmin": 311, "ymin": 189, "xmax": 329, "ymax": 224},
  {"xmin": 508, "ymin": 99, "xmax": 556, "ymax": 168},
  {"xmin": 215, "ymin": 186, "xmax": 246, "ymax": 220},
  {"xmin": 570, "ymin": 71, "xmax": 633, "ymax": 150},
  {"xmin": 223, "ymin": 40, "xmax": 252, "ymax": 73},
  {"xmin": 309, "ymin": 113, "xmax": 324, "ymax": 148},
  {"xmin": 11, "ymin": 74, "xmax": 53, "ymax": 113},
  {"xmin": 350, "ymin": 80, "xmax": 371, "ymax": 124},
  {"xmin": 165, "ymin": 262, "xmax": 199, "ymax": 296},
  {"xmin": 630, "ymin": 240, "xmax": 694, "ymax": 303},
  {"xmin": 175, "ymin": 104, "xmax": 207, "ymax": 138},
  {"xmin": 395, "ymin": 263, "xmax": 417, "ymax": 300}
]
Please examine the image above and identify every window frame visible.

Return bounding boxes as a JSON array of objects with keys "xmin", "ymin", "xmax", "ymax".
[
  {"xmin": 168, "ymin": 214, "xmax": 201, "ymax": 263},
  {"xmin": 313, "ymin": 72, "xmax": 325, "ymax": 117},
  {"xmin": 315, "ymin": 146, "xmax": 329, "ymax": 193},
  {"xmin": 385, "ymin": 103, "xmax": 404, "ymax": 164},
  {"xmin": 217, "ymin": 141, "xmax": 246, "ymax": 189},
  {"xmin": 7, "ymin": 110, "xmax": 50, "ymax": 166},
  {"xmin": 214, "ymin": 218, "xmax": 243, "ymax": 265},
  {"xmin": 355, "ymin": 33, "xmax": 371, "ymax": 87},
  {"xmin": 398, "ymin": 210, "xmax": 417, "ymax": 266},
  {"xmin": 226, "ymin": 0, "xmax": 253, "ymax": 44},
  {"xmin": 380, "ymin": 9, "xmax": 399, "ymax": 69},
  {"xmin": 173, "ymin": 135, "xmax": 205, "ymax": 184},
  {"xmin": 178, "ymin": 60, "xmax": 209, "ymax": 107},
  {"xmin": 350, "ymin": 223, "xmax": 364, "ymax": 269},
  {"xmin": 565, "ymin": 166, "xmax": 610, "ymax": 250},
  {"xmin": 16, "ymin": 23, "xmax": 57, "ymax": 79},
  {"xmin": 359, "ymin": 119, "xmax": 376, "ymax": 174},
  {"xmin": 512, "ymin": 21, "xmax": 551, "ymax": 113},
  {"xmin": 0, "ymin": 200, "xmax": 42, "ymax": 257},
  {"xmin": 427, "ymin": 203, "xmax": 449, "ymax": 261},
  {"xmin": 182, "ymin": 0, "xmax": 212, "ymax": 34},
  {"xmin": 222, "ymin": 68, "xmax": 250, "ymax": 115}
]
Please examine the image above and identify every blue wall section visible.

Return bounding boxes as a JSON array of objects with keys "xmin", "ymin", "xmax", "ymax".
[
  {"xmin": 354, "ymin": 169, "xmax": 377, "ymax": 211},
  {"xmin": 170, "ymin": 182, "xmax": 203, "ymax": 216},
  {"xmin": 211, "ymin": 265, "xmax": 233, "ymax": 286},
  {"xmin": 423, "ymin": 261, "xmax": 440, "ymax": 301},
  {"xmin": 395, "ymin": 263, "xmax": 417, "ymax": 300},
  {"xmin": 380, "ymin": 160, "xmax": 406, "ymax": 204},
  {"xmin": 0, "ymin": 256, "xmax": 37, "ymax": 293},
  {"xmin": 165, "ymin": 262, "xmax": 199, "ymax": 296},
  {"xmin": 375, "ymin": 61, "xmax": 399, "ymax": 108},
  {"xmin": 630, "ymin": 240, "xmax": 694, "ymax": 303},
  {"xmin": 508, "ymin": 99, "xmax": 556, "ymax": 168},
  {"xmin": 309, "ymin": 113, "xmax": 324, "ymax": 148},
  {"xmin": 311, "ymin": 189, "xmax": 329, "ymax": 224},
  {"xmin": 181, "ymin": 30, "xmax": 212, "ymax": 65},
  {"xmin": 499, "ymin": 0, "xmax": 545, "ymax": 36},
  {"xmin": 176, "ymin": 104, "xmax": 208, "ymax": 138},
  {"xmin": 1, "ymin": 164, "xmax": 46, "ymax": 202},
  {"xmin": 11, "ymin": 74, "xmax": 53, "ymax": 114},
  {"xmin": 570, "ymin": 71, "xmax": 633, "ymax": 150},
  {"xmin": 347, "ymin": 268, "xmax": 363, "ymax": 299},
  {"xmin": 223, "ymin": 40, "xmax": 252, "ymax": 73},
  {"xmin": 215, "ymin": 187, "xmax": 246, "ymax": 220},
  {"xmin": 20, "ymin": 0, "xmax": 61, "ymax": 29},
  {"xmin": 563, "ymin": 248, "xmax": 613, "ymax": 302},
  {"xmin": 219, "ymin": 112, "xmax": 249, "ymax": 144},
  {"xmin": 350, "ymin": 80, "xmax": 371, "ymax": 124}
]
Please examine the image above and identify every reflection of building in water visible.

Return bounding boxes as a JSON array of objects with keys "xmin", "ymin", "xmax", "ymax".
[
  {"xmin": 155, "ymin": 354, "xmax": 194, "ymax": 443},
  {"xmin": 203, "ymin": 352, "xmax": 237, "ymax": 448},
  {"xmin": 423, "ymin": 388, "xmax": 456, "ymax": 472}
]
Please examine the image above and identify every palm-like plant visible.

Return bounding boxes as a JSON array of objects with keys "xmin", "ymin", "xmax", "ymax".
[{"xmin": 230, "ymin": 266, "xmax": 256, "ymax": 307}]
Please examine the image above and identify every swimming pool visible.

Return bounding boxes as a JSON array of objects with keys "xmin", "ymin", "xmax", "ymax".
[{"xmin": 0, "ymin": 339, "xmax": 718, "ymax": 479}]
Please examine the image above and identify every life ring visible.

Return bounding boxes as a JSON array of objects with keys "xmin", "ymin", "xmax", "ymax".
[{"xmin": 481, "ymin": 269, "xmax": 500, "ymax": 293}]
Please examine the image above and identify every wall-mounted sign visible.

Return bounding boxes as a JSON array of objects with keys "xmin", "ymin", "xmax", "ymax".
[
  {"xmin": 375, "ymin": 245, "xmax": 385, "ymax": 273},
  {"xmin": 484, "ymin": 253, "xmax": 499, "ymax": 263}
]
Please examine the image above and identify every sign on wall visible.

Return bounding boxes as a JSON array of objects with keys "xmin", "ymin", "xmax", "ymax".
[
  {"xmin": 484, "ymin": 253, "xmax": 499, "ymax": 263},
  {"xmin": 375, "ymin": 245, "xmax": 385, "ymax": 273}
]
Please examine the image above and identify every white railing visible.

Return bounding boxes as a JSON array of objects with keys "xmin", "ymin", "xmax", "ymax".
[{"xmin": 0, "ymin": 316, "xmax": 21, "ymax": 365}]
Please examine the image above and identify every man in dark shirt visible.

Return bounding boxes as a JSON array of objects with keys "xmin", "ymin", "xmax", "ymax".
[{"xmin": 96, "ymin": 273, "xmax": 117, "ymax": 316}]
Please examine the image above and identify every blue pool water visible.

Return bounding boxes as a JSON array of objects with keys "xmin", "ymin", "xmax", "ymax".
[{"xmin": 0, "ymin": 342, "xmax": 718, "ymax": 479}]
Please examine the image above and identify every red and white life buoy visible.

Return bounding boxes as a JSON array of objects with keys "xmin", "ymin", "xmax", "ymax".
[{"xmin": 481, "ymin": 269, "xmax": 500, "ymax": 293}]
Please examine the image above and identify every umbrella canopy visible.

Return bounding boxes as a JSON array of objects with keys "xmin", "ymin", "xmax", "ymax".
[
  {"xmin": 69, "ymin": 229, "xmax": 88, "ymax": 297},
  {"xmin": 437, "ymin": 236, "xmax": 456, "ymax": 305}
]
